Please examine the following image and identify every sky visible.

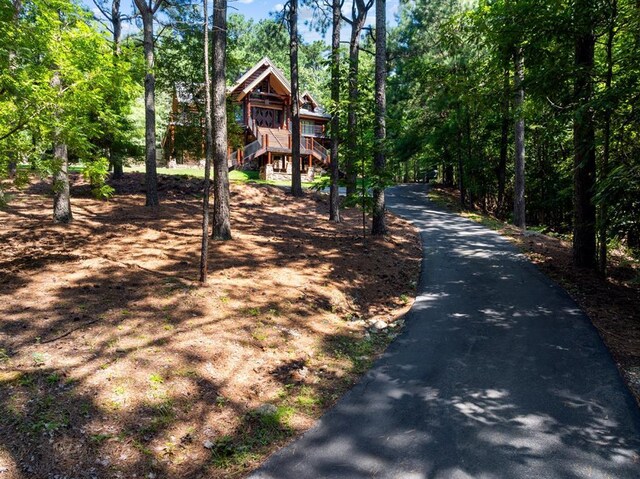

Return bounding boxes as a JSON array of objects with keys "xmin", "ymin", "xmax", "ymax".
[
  {"xmin": 84, "ymin": 0, "xmax": 401, "ymax": 44},
  {"xmin": 231, "ymin": 0, "xmax": 401, "ymax": 42}
]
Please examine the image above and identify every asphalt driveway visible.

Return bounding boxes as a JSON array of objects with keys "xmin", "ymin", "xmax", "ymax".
[{"xmin": 250, "ymin": 184, "xmax": 640, "ymax": 479}]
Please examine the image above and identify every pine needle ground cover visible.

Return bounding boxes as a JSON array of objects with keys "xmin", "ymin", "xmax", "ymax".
[{"xmin": 0, "ymin": 174, "xmax": 421, "ymax": 479}]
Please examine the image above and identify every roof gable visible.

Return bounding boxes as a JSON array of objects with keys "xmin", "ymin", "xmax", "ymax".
[
  {"xmin": 229, "ymin": 57, "xmax": 291, "ymax": 100},
  {"xmin": 301, "ymin": 91, "xmax": 319, "ymax": 109}
]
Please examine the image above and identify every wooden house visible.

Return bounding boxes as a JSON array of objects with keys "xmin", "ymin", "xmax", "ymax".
[{"xmin": 162, "ymin": 57, "xmax": 331, "ymax": 182}]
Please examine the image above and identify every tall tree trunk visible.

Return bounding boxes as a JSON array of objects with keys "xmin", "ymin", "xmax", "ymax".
[
  {"xmin": 346, "ymin": 24, "xmax": 361, "ymax": 197},
  {"xmin": 573, "ymin": 0, "xmax": 597, "ymax": 268},
  {"xmin": 513, "ymin": 47, "xmax": 526, "ymax": 229},
  {"xmin": 329, "ymin": 0, "xmax": 342, "ymax": 222},
  {"xmin": 457, "ymin": 125, "xmax": 466, "ymax": 208},
  {"xmin": 443, "ymin": 146, "xmax": 453, "ymax": 187},
  {"xmin": 51, "ymin": 71, "xmax": 72, "ymax": 223},
  {"xmin": 465, "ymin": 109, "xmax": 472, "ymax": 207},
  {"xmin": 200, "ymin": 0, "xmax": 214, "ymax": 281},
  {"xmin": 111, "ymin": 0, "xmax": 124, "ymax": 179},
  {"xmin": 598, "ymin": 0, "xmax": 617, "ymax": 275},
  {"xmin": 497, "ymin": 67, "xmax": 509, "ymax": 216},
  {"xmin": 212, "ymin": 0, "xmax": 232, "ymax": 239},
  {"xmin": 134, "ymin": 0, "xmax": 161, "ymax": 206},
  {"xmin": 371, "ymin": 0, "xmax": 387, "ymax": 236},
  {"xmin": 345, "ymin": 0, "xmax": 371, "ymax": 197},
  {"xmin": 53, "ymin": 143, "xmax": 71, "ymax": 223},
  {"xmin": 289, "ymin": 0, "xmax": 303, "ymax": 197}
]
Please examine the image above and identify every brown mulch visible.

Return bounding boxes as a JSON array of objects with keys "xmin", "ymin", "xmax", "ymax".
[
  {"xmin": 431, "ymin": 185, "xmax": 640, "ymax": 404},
  {"xmin": 0, "ymin": 173, "xmax": 421, "ymax": 479}
]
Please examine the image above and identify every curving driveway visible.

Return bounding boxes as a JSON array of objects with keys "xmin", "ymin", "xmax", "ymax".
[{"xmin": 250, "ymin": 184, "xmax": 640, "ymax": 479}]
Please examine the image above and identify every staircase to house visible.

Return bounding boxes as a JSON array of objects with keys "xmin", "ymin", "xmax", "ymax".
[{"xmin": 228, "ymin": 120, "xmax": 330, "ymax": 168}]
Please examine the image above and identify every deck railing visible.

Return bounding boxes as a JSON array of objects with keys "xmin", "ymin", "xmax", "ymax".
[
  {"xmin": 312, "ymin": 140, "xmax": 329, "ymax": 162},
  {"xmin": 243, "ymin": 138, "xmax": 262, "ymax": 160},
  {"xmin": 228, "ymin": 150, "xmax": 238, "ymax": 168}
]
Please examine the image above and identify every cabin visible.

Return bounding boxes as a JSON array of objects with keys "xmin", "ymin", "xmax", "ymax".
[{"xmin": 162, "ymin": 57, "xmax": 331, "ymax": 182}]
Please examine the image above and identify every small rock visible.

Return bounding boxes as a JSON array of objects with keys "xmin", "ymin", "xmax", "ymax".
[
  {"xmin": 372, "ymin": 320, "xmax": 388, "ymax": 331},
  {"xmin": 203, "ymin": 440, "xmax": 214, "ymax": 449},
  {"xmin": 254, "ymin": 403, "xmax": 278, "ymax": 416},
  {"xmin": 147, "ymin": 473, "xmax": 157, "ymax": 479}
]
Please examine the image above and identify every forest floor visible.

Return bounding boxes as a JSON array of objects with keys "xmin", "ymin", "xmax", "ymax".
[
  {"xmin": 429, "ymin": 185, "xmax": 640, "ymax": 405},
  {"xmin": 0, "ymin": 173, "xmax": 421, "ymax": 479}
]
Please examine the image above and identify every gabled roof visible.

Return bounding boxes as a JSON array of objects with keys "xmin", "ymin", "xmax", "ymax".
[
  {"xmin": 300, "ymin": 108, "xmax": 331, "ymax": 120},
  {"xmin": 300, "ymin": 91, "xmax": 320, "ymax": 109},
  {"xmin": 228, "ymin": 57, "xmax": 292, "ymax": 101},
  {"xmin": 227, "ymin": 57, "xmax": 331, "ymax": 119}
]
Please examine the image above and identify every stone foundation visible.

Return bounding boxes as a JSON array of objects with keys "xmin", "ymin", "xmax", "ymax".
[{"xmin": 260, "ymin": 165, "xmax": 315, "ymax": 182}]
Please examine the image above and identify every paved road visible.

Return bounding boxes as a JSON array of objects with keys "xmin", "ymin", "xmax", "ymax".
[{"xmin": 251, "ymin": 184, "xmax": 640, "ymax": 479}]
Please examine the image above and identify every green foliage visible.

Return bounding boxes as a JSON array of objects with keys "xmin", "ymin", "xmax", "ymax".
[
  {"xmin": 388, "ymin": 0, "xmax": 640, "ymax": 252},
  {"xmin": 82, "ymin": 157, "xmax": 114, "ymax": 199},
  {"xmin": 0, "ymin": 0, "xmax": 141, "ymax": 204}
]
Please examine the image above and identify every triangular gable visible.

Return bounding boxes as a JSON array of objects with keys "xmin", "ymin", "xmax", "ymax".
[
  {"xmin": 240, "ymin": 69, "xmax": 290, "ymax": 100},
  {"xmin": 228, "ymin": 57, "xmax": 291, "ymax": 101},
  {"xmin": 300, "ymin": 91, "xmax": 319, "ymax": 109}
]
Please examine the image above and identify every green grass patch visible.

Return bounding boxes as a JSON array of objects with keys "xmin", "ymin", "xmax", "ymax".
[
  {"xmin": 295, "ymin": 386, "xmax": 321, "ymax": 411},
  {"xmin": 21, "ymin": 394, "xmax": 70, "ymax": 434},
  {"xmin": 123, "ymin": 165, "xmax": 315, "ymax": 187},
  {"xmin": 427, "ymin": 188, "xmax": 460, "ymax": 211},
  {"xmin": 209, "ymin": 406, "xmax": 294, "ymax": 468},
  {"xmin": 461, "ymin": 211, "xmax": 506, "ymax": 231},
  {"xmin": 324, "ymin": 333, "xmax": 390, "ymax": 374}
]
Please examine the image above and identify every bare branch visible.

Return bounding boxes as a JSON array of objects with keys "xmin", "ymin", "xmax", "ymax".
[
  {"xmin": 91, "ymin": 0, "xmax": 113, "ymax": 21},
  {"xmin": 359, "ymin": 45, "xmax": 374, "ymax": 56},
  {"xmin": 152, "ymin": 0, "xmax": 164, "ymax": 14}
]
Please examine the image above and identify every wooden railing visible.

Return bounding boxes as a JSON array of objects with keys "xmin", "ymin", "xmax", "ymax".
[
  {"xmin": 228, "ymin": 150, "xmax": 238, "ymax": 168},
  {"xmin": 243, "ymin": 138, "xmax": 262, "ymax": 160}
]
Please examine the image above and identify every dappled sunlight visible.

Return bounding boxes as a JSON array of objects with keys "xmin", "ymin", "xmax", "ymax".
[
  {"xmin": 251, "ymin": 184, "xmax": 640, "ymax": 479},
  {"xmin": 0, "ymin": 178, "xmax": 421, "ymax": 478}
]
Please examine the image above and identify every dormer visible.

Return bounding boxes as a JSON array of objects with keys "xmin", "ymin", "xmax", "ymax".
[{"xmin": 300, "ymin": 91, "xmax": 319, "ymax": 112}]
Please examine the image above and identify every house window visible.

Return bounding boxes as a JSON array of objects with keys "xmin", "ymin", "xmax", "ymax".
[{"xmin": 301, "ymin": 120, "xmax": 317, "ymax": 136}]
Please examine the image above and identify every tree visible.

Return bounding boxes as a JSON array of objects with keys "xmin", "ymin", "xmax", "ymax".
[
  {"xmin": 371, "ymin": 0, "xmax": 387, "ymax": 235},
  {"xmin": 573, "ymin": 0, "xmax": 597, "ymax": 268},
  {"xmin": 329, "ymin": 0, "xmax": 342, "ymax": 222},
  {"xmin": 212, "ymin": 0, "xmax": 232, "ymax": 239},
  {"xmin": 513, "ymin": 46, "xmax": 526, "ymax": 229},
  {"xmin": 497, "ymin": 67, "xmax": 509, "ymax": 215},
  {"xmin": 133, "ymin": 0, "xmax": 164, "ymax": 207},
  {"xmin": 200, "ymin": 0, "xmax": 213, "ymax": 281},
  {"xmin": 289, "ymin": 0, "xmax": 303, "ymax": 197},
  {"xmin": 91, "ymin": 0, "xmax": 131, "ymax": 179},
  {"xmin": 597, "ymin": 0, "xmax": 617, "ymax": 275},
  {"xmin": 344, "ymin": 0, "xmax": 374, "ymax": 197},
  {"xmin": 51, "ymin": 70, "xmax": 72, "ymax": 223}
]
